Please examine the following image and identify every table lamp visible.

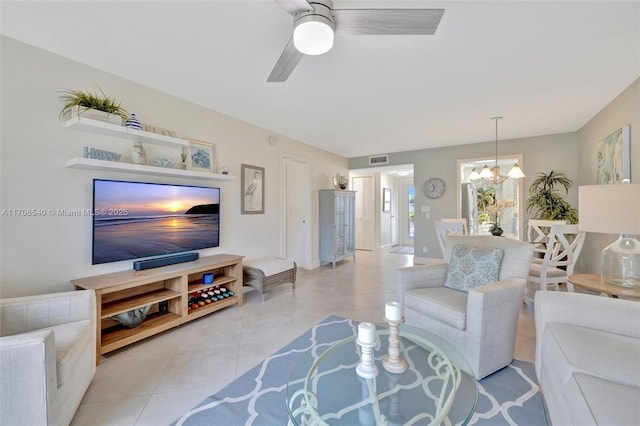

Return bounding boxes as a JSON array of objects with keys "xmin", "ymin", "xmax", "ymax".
[{"xmin": 578, "ymin": 183, "xmax": 640, "ymax": 287}]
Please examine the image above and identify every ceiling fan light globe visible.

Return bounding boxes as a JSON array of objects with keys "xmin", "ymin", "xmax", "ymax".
[{"xmin": 294, "ymin": 19, "xmax": 334, "ymax": 55}]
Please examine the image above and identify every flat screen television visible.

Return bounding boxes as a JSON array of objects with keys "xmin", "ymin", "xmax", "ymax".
[{"xmin": 92, "ymin": 179, "xmax": 220, "ymax": 265}]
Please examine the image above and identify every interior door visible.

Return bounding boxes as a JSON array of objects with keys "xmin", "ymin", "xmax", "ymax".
[
  {"xmin": 282, "ymin": 157, "xmax": 312, "ymax": 269},
  {"xmin": 352, "ymin": 175, "xmax": 375, "ymax": 250}
]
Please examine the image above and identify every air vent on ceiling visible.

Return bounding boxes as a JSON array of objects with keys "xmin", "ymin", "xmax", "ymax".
[{"xmin": 369, "ymin": 155, "xmax": 389, "ymax": 165}]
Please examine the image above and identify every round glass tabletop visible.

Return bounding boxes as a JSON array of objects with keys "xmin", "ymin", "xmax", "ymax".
[{"xmin": 285, "ymin": 323, "xmax": 478, "ymax": 425}]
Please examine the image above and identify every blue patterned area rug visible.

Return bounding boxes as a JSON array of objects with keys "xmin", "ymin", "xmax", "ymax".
[{"xmin": 174, "ymin": 316, "xmax": 545, "ymax": 425}]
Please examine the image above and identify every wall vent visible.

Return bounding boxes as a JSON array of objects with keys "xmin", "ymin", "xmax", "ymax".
[{"xmin": 369, "ymin": 154, "xmax": 389, "ymax": 165}]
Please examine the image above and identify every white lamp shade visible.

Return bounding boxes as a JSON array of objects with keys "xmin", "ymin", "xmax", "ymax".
[
  {"xmin": 578, "ymin": 184, "xmax": 640, "ymax": 235},
  {"xmin": 507, "ymin": 163, "xmax": 525, "ymax": 178},
  {"xmin": 293, "ymin": 18, "xmax": 334, "ymax": 55},
  {"xmin": 479, "ymin": 165, "xmax": 492, "ymax": 179},
  {"xmin": 468, "ymin": 168, "xmax": 480, "ymax": 180}
]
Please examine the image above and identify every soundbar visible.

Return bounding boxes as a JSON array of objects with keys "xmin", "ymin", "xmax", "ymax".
[{"xmin": 133, "ymin": 252, "xmax": 199, "ymax": 271}]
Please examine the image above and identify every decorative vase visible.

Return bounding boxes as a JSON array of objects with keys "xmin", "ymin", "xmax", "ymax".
[
  {"xmin": 333, "ymin": 173, "xmax": 349, "ymax": 190},
  {"xmin": 110, "ymin": 304, "xmax": 151, "ymax": 329},
  {"xmin": 491, "ymin": 227, "xmax": 504, "ymax": 236},
  {"xmin": 125, "ymin": 113, "xmax": 142, "ymax": 130},
  {"xmin": 132, "ymin": 141, "xmax": 147, "ymax": 164}
]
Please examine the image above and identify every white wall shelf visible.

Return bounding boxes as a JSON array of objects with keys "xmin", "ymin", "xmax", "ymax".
[
  {"xmin": 65, "ymin": 157, "xmax": 236, "ymax": 181},
  {"xmin": 64, "ymin": 116, "xmax": 188, "ymax": 148}
]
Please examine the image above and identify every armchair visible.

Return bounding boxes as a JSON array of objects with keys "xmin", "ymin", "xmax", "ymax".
[
  {"xmin": 397, "ymin": 235, "xmax": 533, "ymax": 379},
  {"xmin": 535, "ymin": 291, "xmax": 640, "ymax": 425},
  {"xmin": 0, "ymin": 290, "xmax": 96, "ymax": 425}
]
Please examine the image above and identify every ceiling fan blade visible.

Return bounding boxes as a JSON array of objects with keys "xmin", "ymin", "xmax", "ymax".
[
  {"xmin": 333, "ymin": 9, "xmax": 444, "ymax": 35},
  {"xmin": 273, "ymin": 0, "xmax": 313, "ymax": 15},
  {"xmin": 267, "ymin": 37, "xmax": 304, "ymax": 82}
]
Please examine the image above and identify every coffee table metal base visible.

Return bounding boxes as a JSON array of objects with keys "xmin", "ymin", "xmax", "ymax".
[{"xmin": 286, "ymin": 325, "xmax": 477, "ymax": 426}]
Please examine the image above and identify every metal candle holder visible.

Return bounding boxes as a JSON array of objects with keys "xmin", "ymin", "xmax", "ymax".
[{"xmin": 382, "ymin": 316, "xmax": 407, "ymax": 374}]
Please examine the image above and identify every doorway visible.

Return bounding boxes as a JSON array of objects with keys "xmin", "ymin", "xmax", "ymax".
[
  {"xmin": 352, "ymin": 175, "xmax": 375, "ymax": 250},
  {"xmin": 399, "ymin": 180, "xmax": 415, "ymax": 246},
  {"xmin": 281, "ymin": 156, "xmax": 312, "ymax": 269},
  {"xmin": 457, "ymin": 155, "xmax": 524, "ymax": 239}
]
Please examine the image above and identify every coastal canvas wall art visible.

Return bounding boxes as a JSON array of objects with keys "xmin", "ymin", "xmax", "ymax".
[{"xmin": 596, "ymin": 125, "xmax": 631, "ymax": 184}]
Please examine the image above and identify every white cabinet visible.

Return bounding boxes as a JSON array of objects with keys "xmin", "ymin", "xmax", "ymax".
[{"xmin": 319, "ymin": 190, "xmax": 356, "ymax": 267}]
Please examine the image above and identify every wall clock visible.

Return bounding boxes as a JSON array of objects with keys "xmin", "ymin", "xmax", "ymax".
[{"xmin": 423, "ymin": 177, "xmax": 446, "ymax": 199}]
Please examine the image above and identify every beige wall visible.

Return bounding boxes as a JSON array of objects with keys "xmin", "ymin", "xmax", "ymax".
[
  {"xmin": 350, "ymin": 132, "xmax": 579, "ymax": 259},
  {"xmin": 349, "ymin": 79, "xmax": 639, "ymax": 271},
  {"xmin": 0, "ymin": 37, "xmax": 348, "ymax": 298},
  {"xmin": 2, "ymin": 36, "xmax": 636, "ymax": 298},
  {"xmin": 576, "ymin": 78, "xmax": 640, "ymax": 273}
]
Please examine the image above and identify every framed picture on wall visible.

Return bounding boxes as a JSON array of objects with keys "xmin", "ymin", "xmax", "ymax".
[
  {"xmin": 241, "ymin": 164, "xmax": 265, "ymax": 214},
  {"xmin": 184, "ymin": 138, "xmax": 217, "ymax": 173},
  {"xmin": 383, "ymin": 188, "xmax": 391, "ymax": 212},
  {"xmin": 596, "ymin": 125, "xmax": 630, "ymax": 184}
]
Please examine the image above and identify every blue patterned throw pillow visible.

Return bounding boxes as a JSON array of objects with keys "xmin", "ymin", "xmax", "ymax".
[{"xmin": 444, "ymin": 244, "xmax": 504, "ymax": 292}]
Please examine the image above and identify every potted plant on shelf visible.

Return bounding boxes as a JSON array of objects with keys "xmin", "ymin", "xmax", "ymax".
[
  {"xmin": 526, "ymin": 170, "xmax": 579, "ymax": 223},
  {"xmin": 59, "ymin": 87, "xmax": 128, "ymax": 125}
]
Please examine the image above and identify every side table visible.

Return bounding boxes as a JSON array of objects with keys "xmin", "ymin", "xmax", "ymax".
[{"xmin": 568, "ymin": 274, "xmax": 640, "ymax": 300}]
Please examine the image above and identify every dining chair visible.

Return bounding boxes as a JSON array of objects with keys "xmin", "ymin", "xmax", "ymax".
[
  {"xmin": 528, "ymin": 224, "xmax": 586, "ymax": 293},
  {"xmin": 441, "ymin": 218, "xmax": 468, "ymax": 235},
  {"xmin": 526, "ymin": 219, "xmax": 566, "ymax": 262},
  {"xmin": 435, "ymin": 220, "xmax": 466, "ymax": 258}
]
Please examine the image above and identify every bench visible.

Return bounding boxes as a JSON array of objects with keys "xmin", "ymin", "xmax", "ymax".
[{"xmin": 243, "ymin": 258, "xmax": 296, "ymax": 300}]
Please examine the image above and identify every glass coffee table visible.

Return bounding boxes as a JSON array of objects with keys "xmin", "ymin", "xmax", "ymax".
[{"xmin": 286, "ymin": 324, "xmax": 478, "ymax": 425}]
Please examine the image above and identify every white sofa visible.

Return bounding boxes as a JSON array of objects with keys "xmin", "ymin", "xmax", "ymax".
[
  {"xmin": 0, "ymin": 290, "xmax": 96, "ymax": 425},
  {"xmin": 397, "ymin": 235, "xmax": 533, "ymax": 379},
  {"xmin": 534, "ymin": 291, "xmax": 640, "ymax": 425}
]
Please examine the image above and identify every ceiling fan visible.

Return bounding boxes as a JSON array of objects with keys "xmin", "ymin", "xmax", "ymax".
[{"xmin": 268, "ymin": 0, "xmax": 444, "ymax": 82}]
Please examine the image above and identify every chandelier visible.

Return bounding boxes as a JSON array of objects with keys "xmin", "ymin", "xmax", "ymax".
[{"xmin": 469, "ymin": 116, "xmax": 525, "ymax": 185}]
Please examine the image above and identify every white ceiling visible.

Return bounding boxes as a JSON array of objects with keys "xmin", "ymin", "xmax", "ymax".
[{"xmin": 1, "ymin": 0, "xmax": 639, "ymax": 158}]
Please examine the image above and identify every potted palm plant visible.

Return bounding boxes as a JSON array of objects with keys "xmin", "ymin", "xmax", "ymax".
[
  {"xmin": 526, "ymin": 170, "xmax": 579, "ymax": 223},
  {"xmin": 59, "ymin": 87, "xmax": 128, "ymax": 125}
]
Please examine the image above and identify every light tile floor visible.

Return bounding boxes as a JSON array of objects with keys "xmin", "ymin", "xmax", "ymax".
[{"xmin": 71, "ymin": 250, "xmax": 536, "ymax": 426}]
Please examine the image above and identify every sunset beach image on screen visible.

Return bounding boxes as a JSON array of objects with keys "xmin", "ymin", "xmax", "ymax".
[{"xmin": 92, "ymin": 179, "xmax": 220, "ymax": 264}]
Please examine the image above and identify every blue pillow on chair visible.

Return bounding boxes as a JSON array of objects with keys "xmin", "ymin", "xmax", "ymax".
[{"xmin": 444, "ymin": 244, "xmax": 504, "ymax": 292}]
